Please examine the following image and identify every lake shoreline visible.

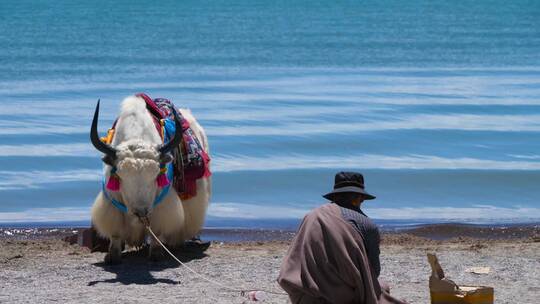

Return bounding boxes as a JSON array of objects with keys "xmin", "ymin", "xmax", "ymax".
[{"xmin": 1, "ymin": 222, "xmax": 538, "ymax": 242}]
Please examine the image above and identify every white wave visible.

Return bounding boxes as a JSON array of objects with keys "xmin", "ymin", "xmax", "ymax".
[
  {"xmin": 0, "ymin": 170, "xmax": 101, "ymax": 190},
  {"xmin": 3, "ymin": 99, "xmax": 540, "ymax": 136},
  {"xmin": 365, "ymin": 205, "xmax": 540, "ymax": 221},
  {"xmin": 3, "ymin": 68, "xmax": 540, "ymax": 106},
  {"xmin": 212, "ymin": 153, "xmax": 540, "ymax": 171},
  {"xmin": 508, "ymin": 154, "xmax": 540, "ymax": 160},
  {"xmin": 190, "ymin": 104, "xmax": 392, "ymax": 122},
  {"xmin": 209, "ymin": 202, "xmax": 308, "ymax": 219},
  {"xmin": 1, "ymin": 204, "xmax": 538, "ymax": 223},
  {"xmin": 175, "ymin": 90, "xmax": 540, "ymax": 106},
  {"xmin": 207, "ymin": 202, "xmax": 540, "ymax": 221},
  {"xmin": 0, "ymin": 154, "xmax": 538, "ymax": 192},
  {"xmin": 12, "ymin": 112, "xmax": 540, "ymax": 136},
  {"xmin": 0, "ymin": 124, "xmax": 91, "ymax": 136},
  {"xmin": 204, "ymin": 114, "xmax": 540, "ymax": 136},
  {"xmin": 0, "ymin": 100, "xmax": 99, "ymax": 116},
  {"xmin": 0, "ymin": 207, "xmax": 90, "ymax": 223},
  {"xmin": 0, "ymin": 143, "xmax": 95, "ymax": 157}
]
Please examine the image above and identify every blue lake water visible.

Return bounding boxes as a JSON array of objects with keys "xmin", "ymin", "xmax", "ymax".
[{"xmin": 1, "ymin": 0, "xmax": 540, "ymax": 227}]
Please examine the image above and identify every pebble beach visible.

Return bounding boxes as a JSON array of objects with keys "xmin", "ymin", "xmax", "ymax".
[{"xmin": 1, "ymin": 226, "xmax": 539, "ymax": 304}]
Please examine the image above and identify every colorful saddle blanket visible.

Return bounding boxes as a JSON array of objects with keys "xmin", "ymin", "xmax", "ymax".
[
  {"xmin": 138, "ymin": 93, "xmax": 211, "ymax": 200},
  {"xmin": 105, "ymin": 93, "xmax": 211, "ymax": 200}
]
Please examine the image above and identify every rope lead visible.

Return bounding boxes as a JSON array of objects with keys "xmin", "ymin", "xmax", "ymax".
[{"xmin": 145, "ymin": 225, "xmax": 287, "ymax": 299}]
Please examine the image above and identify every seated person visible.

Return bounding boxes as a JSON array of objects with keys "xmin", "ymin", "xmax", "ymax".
[{"xmin": 278, "ymin": 172, "xmax": 406, "ymax": 304}]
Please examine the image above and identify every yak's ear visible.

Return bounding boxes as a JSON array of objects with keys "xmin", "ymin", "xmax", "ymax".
[
  {"xmin": 160, "ymin": 153, "xmax": 174, "ymax": 165},
  {"xmin": 102, "ymin": 155, "xmax": 115, "ymax": 166}
]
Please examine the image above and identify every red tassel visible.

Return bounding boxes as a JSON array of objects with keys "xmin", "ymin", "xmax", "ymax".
[
  {"xmin": 106, "ymin": 175, "xmax": 121, "ymax": 191},
  {"xmin": 156, "ymin": 173, "xmax": 170, "ymax": 188}
]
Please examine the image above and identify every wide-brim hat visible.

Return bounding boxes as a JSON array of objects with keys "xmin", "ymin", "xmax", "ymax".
[{"xmin": 323, "ymin": 171, "xmax": 376, "ymax": 201}]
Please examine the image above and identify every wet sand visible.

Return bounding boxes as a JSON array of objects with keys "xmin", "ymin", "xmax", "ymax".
[{"xmin": 0, "ymin": 226, "xmax": 539, "ymax": 303}]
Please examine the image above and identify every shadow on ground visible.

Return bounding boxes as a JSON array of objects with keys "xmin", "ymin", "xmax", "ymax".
[{"xmin": 88, "ymin": 245, "xmax": 208, "ymax": 286}]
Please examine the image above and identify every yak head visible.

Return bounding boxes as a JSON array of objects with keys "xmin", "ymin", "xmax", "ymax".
[{"xmin": 90, "ymin": 100, "xmax": 182, "ymax": 218}]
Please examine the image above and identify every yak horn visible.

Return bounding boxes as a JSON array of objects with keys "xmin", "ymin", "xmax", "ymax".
[
  {"xmin": 158, "ymin": 108, "xmax": 183, "ymax": 155},
  {"xmin": 90, "ymin": 99, "xmax": 117, "ymax": 159}
]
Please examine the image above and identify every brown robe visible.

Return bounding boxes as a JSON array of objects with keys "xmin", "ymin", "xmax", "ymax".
[{"xmin": 278, "ymin": 203, "xmax": 407, "ymax": 304}]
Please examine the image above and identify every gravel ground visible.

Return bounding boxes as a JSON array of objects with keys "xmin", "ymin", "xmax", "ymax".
[{"xmin": 0, "ymin": 237, "xmax": 538, "ymax": 303}]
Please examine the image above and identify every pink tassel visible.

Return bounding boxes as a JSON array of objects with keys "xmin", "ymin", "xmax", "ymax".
[
  {"xmin": 156, "ymin": 173, "xmax": 170, "ymax": 188},
  {"xmin": 106, "ymin": 175, "xmax": 121, "ymax": 191}
]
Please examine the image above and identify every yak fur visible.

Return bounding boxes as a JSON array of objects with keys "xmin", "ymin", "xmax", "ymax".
[{"xmin": 91, "ymin": 95, "xmax": 211, "ymax": 263}]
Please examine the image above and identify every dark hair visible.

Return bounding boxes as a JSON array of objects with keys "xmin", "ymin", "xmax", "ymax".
[{"xmin": 333, "ymin": 192, "xmax": 363, "ymax": 206}]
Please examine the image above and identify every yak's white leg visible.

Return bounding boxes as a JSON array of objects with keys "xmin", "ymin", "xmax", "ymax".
[
  {"xmin": 91, "ymin": 192, "xmax": 125, "ymax": 239},
  {"xmin": 105, "ymin": 237, "xmax": 122, "ymax": 264},
  {"xmin": 91, "ymin": 192, "xmax": 126, "ymax": 264},
  {"xmin": 148, "ymin": 191, "xmax": 185, "ymax": 259},
  {"xmin": 181, "ymin": 177, "xmax": 211, "ymax": 240},
  {"xmin": 148, "ymin": 235, "xmax": 163, "ymax": 261}
]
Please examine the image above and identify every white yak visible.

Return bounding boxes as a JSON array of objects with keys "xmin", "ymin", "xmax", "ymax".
[{"xmin": 90, "ymin": 95, "xmax": 211, "ymax": 264}]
